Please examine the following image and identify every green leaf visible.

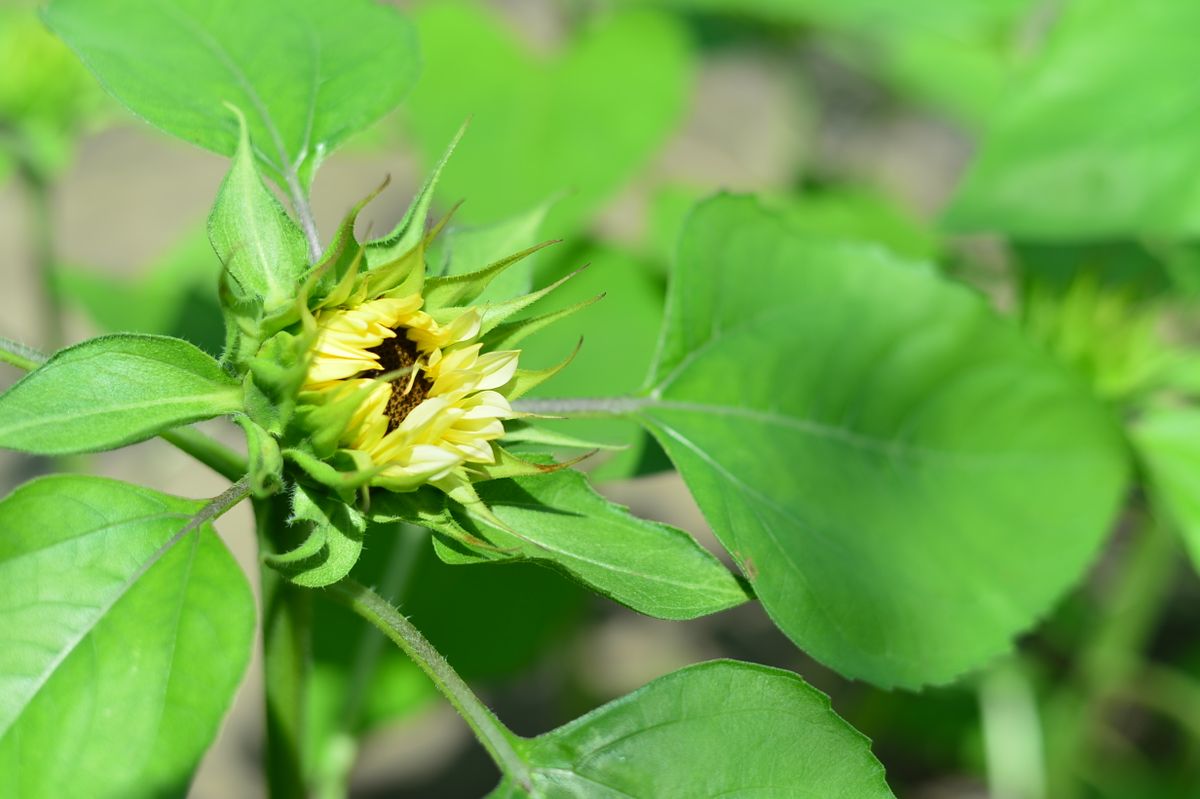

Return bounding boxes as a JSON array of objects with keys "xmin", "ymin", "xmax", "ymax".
[
  {"xmin": 0, "ymin": 475, "xmax": 254, "ymax": 798},
  {"xmin": 625, "ymin": 0, "xmax": 1026, "ymax": 125},
  {"xmin": 635, "ymin": 196, "xmax": 1128, "ymax": 688},
  {"xmin": 208, "ymin": 112, "xmax": 310, "ymax": 309},
  {"xmin": 490, "ymin": 660, "xmax": 894, "ymax": 798},
  {"xmin": 44, "ymin": 0, "xmax": 418, "ymax": 189},
  {"xmin": 375, "ymin": 469, "xmax": 749, "ymax": 620},
  {"xmin": 1132, "ymin": 407, "xmax": 1200, "ymax": 569},
  {"xmin": 404, "ymin": 5, "xmax": 691, "ymax": 233},
  {"xmin": 236, "ymin": 415, "xmax": 283, "ymax": 496},
  {"xmin": 265, "ymin": 484, "xmax": 366, "ymax": 588},
  {"xmin": 945, "ymin": 0, "xmax": 1200, "ymax": 238},
  {"xmin": 0, "ymin": 334, "xmax": 242, "ymax": 455}
]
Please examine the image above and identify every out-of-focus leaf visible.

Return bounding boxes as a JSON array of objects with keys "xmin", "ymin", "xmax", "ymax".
[
  {"xmin": 626, "ymin": 0, "xmax": 1029, "ymax": 125},
  {"xmin": 436, "ymin": 199, "xmax": 558, "ymax": 303},
  {"xmin": 0, "ymin": 3, "xmax": 104, "ymax": 176},
  {"xmin": 56, "ymin": 228, "xmax": 226, "ymax": 355},
  {"xmin": 946, "ymin": 0, "xmax": 1200, "ymax": 238},
  {"xmin": 1133, "ymin": 407, "xmax": 1200, "ymax": 570},
  {"xmin": 635, "ymin": 195, "xmax": 1127, "ymax": 688},
  {"xmin": 0, "ymin": 334, "xmax": 242, "ymax": 455},
  {"xmin": 0, "ymin": 476, "xmax": 254, "ymax": 798},
  {"xmin": 489, "ymin": 660, "xmax": 895, "ymax": 798},
  {"xmin": 1020, "ymin": 276, "xmax": 1171, "ymax": 401},
  {"xmin": 44, "ymin": 0, "xmax": 418, "ymax": 188},
  {"xmin": 405, "ymin": 4, "xmax": 691, "ymax": 233}
]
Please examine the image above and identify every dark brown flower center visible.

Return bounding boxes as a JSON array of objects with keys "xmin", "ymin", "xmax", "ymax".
[{"xmin": 367, "ymin": 333, "xmax": 433, "ymax": 433}]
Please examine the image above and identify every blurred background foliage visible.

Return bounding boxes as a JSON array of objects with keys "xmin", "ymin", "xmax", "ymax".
[{"xmin": 3, "ymin": 0, "xmax": 1200, "ymax": 797}]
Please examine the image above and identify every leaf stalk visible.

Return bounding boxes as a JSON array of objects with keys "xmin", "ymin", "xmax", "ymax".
[{"xmin": 327, "ymin": 578, "xmax": 534, "ymax": 791}]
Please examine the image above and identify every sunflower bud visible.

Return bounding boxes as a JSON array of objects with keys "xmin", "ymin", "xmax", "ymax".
[{"xmin": 211, "ymin": 128, "xmax": 591, "ymax": 585}]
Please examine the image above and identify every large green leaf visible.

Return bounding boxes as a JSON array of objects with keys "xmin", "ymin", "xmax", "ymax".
[
  {"xmin": 1132, "ymin": 407, "xmax": 1200, "ymax": 569},
  {"xmin": 0, "ymin": 334, "xmax": 242, "ymax": 455},
  {"xmin": 374, "ymin": 468, "xmax": 748, "ymax": 620},
  {"xmin": 404, "ymin": 4, "xmax": 691, "ymax": 233},
  {"xmin": 945, "ymin": 0, "xmax": 1200, "ymax": 238},
  {"xmin": 634, "ymin": 195, "xmax": 1127, "ymax": 687},
  {"xmin": 490, "ymin": 660, "xmax": 894, "ymax": 797},
  {"xmin": 0, "ymin": 476, "xmax": 254, "ymax": 798},
  {"xmin": 44, "ymin": 0, "xmax": 417, "ymax": 188}
]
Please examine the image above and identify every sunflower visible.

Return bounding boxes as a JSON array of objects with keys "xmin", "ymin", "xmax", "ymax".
[{"xmin": 301, "ymin": 294, "xmax": 521, "ymax": 493}]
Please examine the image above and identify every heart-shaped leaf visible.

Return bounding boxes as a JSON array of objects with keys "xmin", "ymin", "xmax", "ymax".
[
  {"xmin": 0, "ymin": 476, "xmax": 254, "ymax": 798},
  {"xmin": 489, "ymin": 660, "xmax": 894, "ymax": 798},
  {"xmin": 634, "ymin": 195, "xmax": 1128, "ymax": 688},
  {"xmin": 0, "ymin": 334, "xmax": 242, "ymax": 455},
  {"xmin": 44, "ymin": 0, "xmax": 418, "ymax": 189},
  {"xmin": 404, "ymin": 4, "xmax": 691, "ymax": 232}
]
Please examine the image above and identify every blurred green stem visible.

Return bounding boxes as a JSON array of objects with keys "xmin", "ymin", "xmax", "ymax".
[
  {"xmin": 980, "ymin": 659, "xmax": 1045, "ymax": 799},
  {"xmin": 328, "ymin": 578, "xmax": 534, "ymax": 792},
  {"xmin": 257, "ymin": 494, "xmax": 314, "ymax": 799},
  {"xmin": 1046, "ymin": 516, "xmax": 1178, "ymax": 798},
  {"xmin": 9, "ymin": 139, "xmax": 64, "ymax": 352},
  {"xmin": 314, "ymin": 526, "xmax": 428, "ymax": 799}
]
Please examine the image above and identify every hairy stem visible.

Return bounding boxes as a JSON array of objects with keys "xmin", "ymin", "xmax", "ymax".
[
  {"xmin": 512, "ymin": 396, "xmax": 646, "ymax": 417},
  {"xmin": 0, "ymin": 336, "xmax": 42, "ymax": 371},
  {"xmin": 159, "ymin": 427, "xmax": 248, "ymax": 481},
  {"xmin": 315, "ymin": 526, "xmax": 427, "ymax": 799},
  {"xmin": 327, "ymin": 578, "xmax": 533, "ymax": 791},
  {"xmin": 286, "ymin": 173, "xmax": 322, "ymax": 262},
  {"xmin": 256, "ymin": 494, "xmax": 313, "ymax": 799}
]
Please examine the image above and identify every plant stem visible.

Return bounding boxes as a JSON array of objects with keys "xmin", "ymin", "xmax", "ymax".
[
  {"xmin": 159, "ymin": 427, "xmax": 248, "ymax": 481},
  {"xmin": 327, "ymin": 578, "xmax": 534, "ymax": 792},
  {"xmin": 256, "ymin": 494, "xmax": 313, "ymax": 799},
  {"xmin": 513, "ymin": 396, "xmax": 646, "ymax": 417},
  {"xmin": 0, "ymin": 336, "xmax": 42, "ymax": 371},
  {"xmin": 979, "ymin": 659, "xmax": 1045, "ymax": 799},
  {"xmin": 315, "ymin": 526, "xmax": 427, "ymax": 799},
  {"xmin": 284, "ymin": 172, "xmax": 321, "ymax": 262},
  {"xmin": 20, "ymin": 169, "xmax": 63, "ymax": 352},
  {"xmin": 1, "ymin": 124, "xmax": 63, "ymax": 352},
  {"xmin": 1045, "ymin": 516, "xmax": 1179, "ymax": 797}
]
